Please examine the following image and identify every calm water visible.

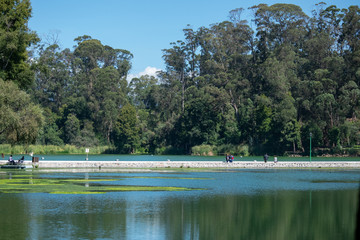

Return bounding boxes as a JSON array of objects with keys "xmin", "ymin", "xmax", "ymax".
[
  {"xmin": 4, "ymin": 154, "xmax": 360, "ymax": 162},
  {"xmin": 0, "ymin": 169, "xmax": 359, "ymax": 240}
]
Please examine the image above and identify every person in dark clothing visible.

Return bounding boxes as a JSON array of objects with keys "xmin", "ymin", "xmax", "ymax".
[
  {"xmin": 264, "ymin": 153, "xmax": 269, "ymax": 163},
  {"xmin": 17, "ymin": 156, "xmax": 25, "ymax": 164}
]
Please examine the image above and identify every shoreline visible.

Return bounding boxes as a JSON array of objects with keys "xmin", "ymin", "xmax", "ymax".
[{"xmin": 1, "ymin": 160, "xmax": 360, "ymax": 169}]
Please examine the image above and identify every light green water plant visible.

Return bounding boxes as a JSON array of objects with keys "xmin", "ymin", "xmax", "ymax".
[{"xmin": 0, "ymin": 172, "xmax": 202, "ymax": 194}]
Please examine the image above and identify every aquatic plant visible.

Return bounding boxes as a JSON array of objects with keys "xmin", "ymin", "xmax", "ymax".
[{"xmin": 0, "ymin": 172, "xmax": 201, "ymax": 194}]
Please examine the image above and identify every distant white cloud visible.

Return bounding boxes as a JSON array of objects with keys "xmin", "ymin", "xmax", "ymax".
[
  {"xmin": 127, "ymin": 66, "xmax": 162, "ymax": 81},
  {"xmin": 140, "ymin": 66, "xmax": 161, "ymax": 76}
]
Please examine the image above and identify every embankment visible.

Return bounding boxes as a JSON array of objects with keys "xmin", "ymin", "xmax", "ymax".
[{"xmin": 1, "ymin": 160, "xmax": 360, "ymax": 169}]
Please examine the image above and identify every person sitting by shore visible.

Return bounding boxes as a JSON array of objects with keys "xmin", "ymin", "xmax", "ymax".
[
  {"xmin": 17, "ymin": 156, "xmax": 25, "ymax": 164},
  {"xmin": 8, "ymin": 155, "xmax": 15, "ymax": 165},
  {"xmin": 225, "ymin": 154, "xmax": 234, "ymax": 163}
]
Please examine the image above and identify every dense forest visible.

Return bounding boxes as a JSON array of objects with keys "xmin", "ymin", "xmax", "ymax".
[{"xmin": 0, "ymin": 1, "xmax": 360, "ymax": 156}]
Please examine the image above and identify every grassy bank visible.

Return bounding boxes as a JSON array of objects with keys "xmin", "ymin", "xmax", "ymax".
[{"xmin": 0, "ymin": 144, "xmax": 110, "ymax": 155}]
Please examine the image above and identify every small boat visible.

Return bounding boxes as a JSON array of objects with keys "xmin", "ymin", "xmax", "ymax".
[
  {"xmin": 1, "ymin": 156, "xmax": 29, "ymax": 169},
  {"xmin": 1, "ymin": 164, "xmax": 26, "ymax": 169}
]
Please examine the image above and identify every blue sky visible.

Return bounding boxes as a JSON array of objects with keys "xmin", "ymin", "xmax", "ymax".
[{"xmin": 28, "ymin": 0, "xmax": 359, "ymax": 77}]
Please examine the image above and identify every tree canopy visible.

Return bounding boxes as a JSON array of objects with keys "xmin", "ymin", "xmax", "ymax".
[{"xmin": 1, "ymin": 1, "xmax": 359, "ymax": 156}]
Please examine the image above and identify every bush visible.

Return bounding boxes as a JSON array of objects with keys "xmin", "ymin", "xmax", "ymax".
[
  {"xmin": 154, "ymin": 146, "xmax": 184, "ymax": 155},
  {"xmin": 191, "ymin": 144, "xmax": 250, "ymax": 156},
  {"xmin": 191, "ymin": 145, "xmax": 216, "ymax": 156},
  {"xmin": 331, "ymin": 144, "xmax": 343, "ymax": 154},
  {"xmin": 215, "ymin": 144, "xmax": 250, "ymax": 156},
  {"xmin": 345, "ymin": 148, "xmax": 360, "ymax": 156}
]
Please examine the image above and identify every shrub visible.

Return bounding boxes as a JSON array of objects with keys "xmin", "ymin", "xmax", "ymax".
[
  {"xmin": 215, "ymin": 144, "xmax": 250, "ymax": 156},
  {"xmin": 191, "ymin": 145, "xmax": 216, "ymax": 156},
  {"xmin": 154, "ymin": 146, "xmax": 184, "ymax": 155}
]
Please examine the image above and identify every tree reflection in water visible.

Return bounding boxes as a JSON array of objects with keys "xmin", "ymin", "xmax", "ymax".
[{"xmin": 0, "ymin": 170, "xmax": 358, "ymax": 240}]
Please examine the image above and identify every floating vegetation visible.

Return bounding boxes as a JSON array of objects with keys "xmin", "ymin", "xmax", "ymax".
[
  {"xmin": 50, "ymin": 191, "xmax": 105, "ymax": 194},
  {"xmin": 104, "ymin": 186, "xmax": 197, "ymax": 191},
  {"xmin": 60, "ymin": 179, "xmax": 117, "ymax": 182},
  {"xmin": 0, "ymin": 172, "xmax": 202, "ymax": 194}
]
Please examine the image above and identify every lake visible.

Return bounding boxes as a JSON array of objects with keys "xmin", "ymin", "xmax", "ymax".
[{"xmin": 0, "ymin": 168, "xmax": 359, "ymax": 240}]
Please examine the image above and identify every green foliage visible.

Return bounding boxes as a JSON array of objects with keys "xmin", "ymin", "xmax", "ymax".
[
  {"xmin": 0, "ymin": 144, "xmax": 110, "ymax": 154},
  {"xmin": 191, "ymin": 145, "xmax": 216, "ymax": 156},
  {"xmin": 254, "ymin": 96, "xmax": 273, "ymax": 142},
  {"xmin": 280, "ymin": 120, "xmax": 302, "ymax": 153},
  {"xmin": 154, "ymin": 146, "xmax": 184, "ymax": 155},
  {"xmin": 171, "ymin": 87, "xmax": 222, "ymax": 152},
  {"xmin": 301, "ymin": 123, "xmax": 323, "ymax": 152},
  {"xmin": 1, "ymin": 1, "xmax": 360, "ymax": 156},
  {"xmin": 339, "ymin": 120, "xmax": 360, "ymax": 147},
  {"xmin": 113, "ymin": 104, "xmax": 140, "ymax": 153},
  {"xmin": 129, "ymin": 75, "xmax": 158, "ymax": 108},
  {"xmin": 0, "ymin": 79, "xmax": 44, "ymax": 145},
  {"xmin": 0, "ymin": 0, "xmax": 38, "ymax": 89},
  {"xmin": 190, "ymin": 144, "xmax": 250, "ymax": 156},
  {"xmin": 63, "ymin": 113, "xmax": 80, "ymax": 144},
  {"xmin": 72, "ymin": 120, "xmax": 99, "ymax": 147},
  {"xmin": 329, "ymin": 127, "xmax": 341, "ymax": 147},
  {"xmin": 217, "ymin": 144, "xmax": 249, "ymax": 156},
  {"xmin": 31, "ymin": 44, "xmax": 71, "ymax": 113},
  {"xmin": 36, "ymin": 108, "xmax": 63, "ymax": 146}
]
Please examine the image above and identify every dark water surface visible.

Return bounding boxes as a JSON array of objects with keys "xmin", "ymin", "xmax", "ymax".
[{"xmin": 0, "ymin": 169, "xmax": 359, "ymax": 240}]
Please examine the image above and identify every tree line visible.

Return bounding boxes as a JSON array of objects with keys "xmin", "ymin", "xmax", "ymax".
[{"xmin": 0, "ymin": 1, "xmax": 359, "ymax": 156}]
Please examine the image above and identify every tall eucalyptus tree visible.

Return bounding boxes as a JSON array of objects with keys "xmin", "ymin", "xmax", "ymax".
[{"xmin": 0, "ymin": 0, "xmax": 38, "ymax": 89}]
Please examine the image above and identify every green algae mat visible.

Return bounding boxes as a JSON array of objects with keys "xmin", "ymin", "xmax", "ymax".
[{"xmin": 0, "ymin": 171, "xmax": 203, "ymax": 194}]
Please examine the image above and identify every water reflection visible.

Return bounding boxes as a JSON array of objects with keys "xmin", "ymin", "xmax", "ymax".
[{"xmin": 0, "ymin": 170, "xmax": 358, "ymax": 240}]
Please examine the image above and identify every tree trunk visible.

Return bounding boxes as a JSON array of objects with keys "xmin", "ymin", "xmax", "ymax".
[
  {"xmin": 293, "ymin": 141, "xmax": 296, "ymax": 153},
  {"xmin": 181, "ymin": 70, "xmax": 185, "ymax": 113},
  {"xmin": 229, "ymin": 89, "xmax": 239, "ymax": 121}
]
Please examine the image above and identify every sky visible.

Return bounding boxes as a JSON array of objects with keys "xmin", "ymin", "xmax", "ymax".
[{"xmin": 28, "ymin": 0, "xmax": 359, "ymax": 78}]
